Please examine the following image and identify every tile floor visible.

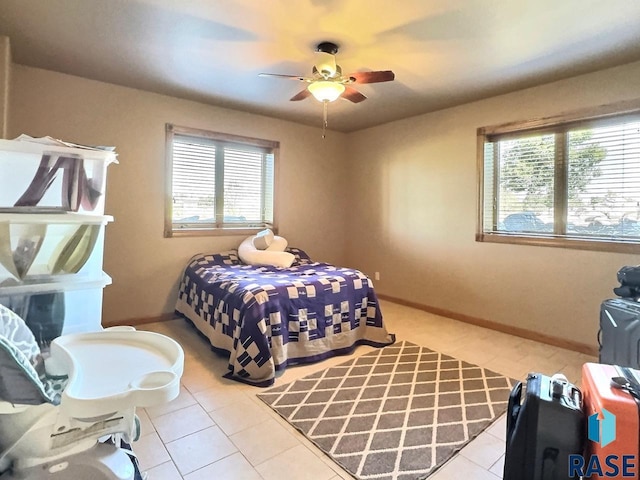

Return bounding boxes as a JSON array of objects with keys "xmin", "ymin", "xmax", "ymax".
[{"xmin": 134, "ymin": 300, "xmax": 596, "ymax": 480}]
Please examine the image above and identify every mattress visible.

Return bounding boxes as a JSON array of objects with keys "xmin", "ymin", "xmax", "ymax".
[{"xmin": 175, "ymin": 249, "xmax": 395, "ymax": 386}]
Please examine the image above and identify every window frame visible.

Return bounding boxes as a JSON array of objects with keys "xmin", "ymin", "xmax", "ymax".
[
  {"xmin": 164, "ymin": 124, "xmax": 279, "ymax": 238},
  {"xmin": 477, "ymin": 99, "xmax": 640, "ymax": 253}
]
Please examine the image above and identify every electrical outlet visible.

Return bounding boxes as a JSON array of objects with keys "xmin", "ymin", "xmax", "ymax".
[{"xmin": 374, "ymin": 271, "xmax": 380, "ymax": 281}]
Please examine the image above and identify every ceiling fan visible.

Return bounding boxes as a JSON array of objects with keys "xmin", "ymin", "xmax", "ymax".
[{"xmin": 259, "ymin": 41, "xmax": 395, "ymax": 136}]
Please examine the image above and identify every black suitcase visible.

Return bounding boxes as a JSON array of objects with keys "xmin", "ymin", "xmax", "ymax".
[
  {"xmin": 600, "ymin": 298, "xmax": 640, "ymax": 369},
  {"xmin": 504, "ymin": 373, "xmax": 584, "ymax": 480}
]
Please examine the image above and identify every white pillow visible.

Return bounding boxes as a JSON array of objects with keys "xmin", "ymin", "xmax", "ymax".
[
  {"xmin": 238, "ymin": 236, "xmax": 294, "ymax": 268},
  {"xmin": 253, "ymin": 229, "xmax": 274, "ymax": 250},
  {"xmin": 266, "ymin": 235, "xmax": 288, "ymax": 252}
]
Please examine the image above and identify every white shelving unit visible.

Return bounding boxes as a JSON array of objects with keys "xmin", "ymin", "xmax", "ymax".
[{"xmin": 0, "ymin": 138, "xmax": 117, "ymax": 345}]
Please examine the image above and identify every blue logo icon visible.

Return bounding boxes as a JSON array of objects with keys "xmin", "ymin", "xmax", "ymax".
[{"xmin": 588, "ymin": 408, "xmax": 616, "ymax": 447}]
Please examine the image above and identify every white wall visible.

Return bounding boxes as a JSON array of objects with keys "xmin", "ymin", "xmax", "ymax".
[
  {"xmin": 345, "ymin": 60, "xmax": 640, "ymax": 348},
  {"xmin": 9, "ymin": 65, "xmax": 349, "ymax": 323}
]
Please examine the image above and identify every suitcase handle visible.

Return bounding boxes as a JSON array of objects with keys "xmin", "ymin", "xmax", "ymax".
[
  {"xmin": 597, "ymin": 328, "xmax": 602, "ymax": 349},
  {"xmin": 611, "ymin": 375, "xmax": 640, "ymax": 401},
  {"xmin": 550, "ymin": 373, "xmax": 568, "ymax": 398},
  {"xmin": 542, "ymin": 448, "xmax": 559, "ymax": 478},
  {"xmin": 506, "ymin": 381, "xmax": 522, "ymax": 438}
]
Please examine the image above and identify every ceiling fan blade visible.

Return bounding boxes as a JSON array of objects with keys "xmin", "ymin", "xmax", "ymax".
[
  {"xmin": 342, "ymin": 86, "xmax": 367, "ymax": 103},
  {"xmin": 290, "ymin": 89, "xmax": 312, "ymax": 101},
  {"xmin": 259, "ymin": 73, "xmax": 306, "ymax": 81},
  {"xmin": 348, "ymin": 70, "xmax": 395, "ymax": 84}
]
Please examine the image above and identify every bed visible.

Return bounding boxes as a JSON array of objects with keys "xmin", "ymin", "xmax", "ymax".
[{"xmin": 174, "ymin": 248, "xmax": 395, "ymax": 386}]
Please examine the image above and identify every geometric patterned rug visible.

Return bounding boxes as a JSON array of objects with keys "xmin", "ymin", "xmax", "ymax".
[{"xmin": 258, "ymin": 341, "xmax": 516, "ymax": 480}]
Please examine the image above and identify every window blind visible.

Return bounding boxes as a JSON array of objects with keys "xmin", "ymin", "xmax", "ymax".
[
  {"xmin": 263, "ymin": 153, "xmax": 275, "ymax": 225},
  {"xmin": 566, "ymin": 121, "xmax": 640, "ymax": 238},
  {"xmin": 481, "ymin": 114, "xmax": 640, "ymax": 243},
  {"xmin": 496, "ymin": 134, "xmax": 555, "ymax": 233},
  {"xmin": 169, "ymin": 131, "xmax": 275, "ymax": 230},
  {"xmin": 172, "ymin": 139, "xmax": 216, "ymax": 224},
  {"xmin": 223, "ymin": 147, "xmax": 264, "ymax": 224}
]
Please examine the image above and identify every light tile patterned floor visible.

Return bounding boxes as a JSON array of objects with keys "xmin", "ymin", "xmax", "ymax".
[{"xmin": 136, "ymin": 300, "xmax": 595, "ymax": 480}]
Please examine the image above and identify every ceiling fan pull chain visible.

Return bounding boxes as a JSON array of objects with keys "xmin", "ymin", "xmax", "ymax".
[{"xmin": 322, "ymin": 100, "xmax": 328, "ymax": 139}]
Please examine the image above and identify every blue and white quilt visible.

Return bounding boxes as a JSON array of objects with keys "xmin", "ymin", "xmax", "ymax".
[{"xmin": 175, "ymin": 249, "xmax": 395, "ymax": 386}]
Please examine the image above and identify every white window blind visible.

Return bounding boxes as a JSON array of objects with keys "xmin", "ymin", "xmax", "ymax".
[
  {"xmin": 223, "ymin": 147, "xmax": 265, "ymax": 224},
  {"xmin": 172, "ymin": 139, "xmax": 216, "ymax": 223},
  {"xmin": 480, "ymin": 111, "xmax": 640, "ymax": 248},
  {"xmin": 566, "ymin": 122, "xmax": 640, "ymax": 238},
  {"xmin": 166, "ymin": 126, "xmax": 277, "ymax": 235},
  {"xmin": 495, "ymin": 133, "xmax": 555, "ymax": 234}
]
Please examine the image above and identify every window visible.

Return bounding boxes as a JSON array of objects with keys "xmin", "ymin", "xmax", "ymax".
[
  {"xmin": 165, "ymin": 124, "xmax": 278, "ymax": 237},
  {"xmin": 478, "ymin": 103, "xmax": 640, "ymax": 252}
]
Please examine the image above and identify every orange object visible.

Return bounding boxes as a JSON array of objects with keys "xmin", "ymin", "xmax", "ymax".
[{"xmin": 581, "ymin": 363, "xmax": 640, "ymax": 479}]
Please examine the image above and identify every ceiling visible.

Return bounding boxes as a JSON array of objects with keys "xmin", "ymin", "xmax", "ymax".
[{"xmin": 2, "ymin": 0, "xmax": 640, "ymax": 132}]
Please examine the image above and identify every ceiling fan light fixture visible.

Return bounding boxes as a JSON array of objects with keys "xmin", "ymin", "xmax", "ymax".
[{"xmin": 308, "ymin": 81, "xmax": 345, "ymax": 102}]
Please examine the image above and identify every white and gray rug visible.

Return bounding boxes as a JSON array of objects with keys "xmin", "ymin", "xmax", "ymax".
[{"xmin": 258, "ymin": 341, "xmax": 515, "ymax": 480}]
